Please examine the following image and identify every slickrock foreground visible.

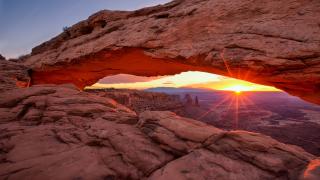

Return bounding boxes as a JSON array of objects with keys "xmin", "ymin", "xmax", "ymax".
[
  {"xmin": 0, "ymin": 84, "xmax": 318, "ymax": 179},
  {"xmin": 21, "ymin": 0, "xmax": 320, "ymax": 104}
]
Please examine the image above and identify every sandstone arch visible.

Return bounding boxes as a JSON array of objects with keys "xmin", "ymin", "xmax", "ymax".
[{"xmin": 23, "ymin": 0, "xmax": 320, "ymax": 104}]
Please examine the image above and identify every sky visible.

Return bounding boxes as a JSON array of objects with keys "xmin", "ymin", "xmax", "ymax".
[
  {"xmin": 90, "ymin": 71, "xmax": 281, "ymax": 92},
  {"xmin": 0, "ymin": 0, "xmax": 280, "ymax": 91}
]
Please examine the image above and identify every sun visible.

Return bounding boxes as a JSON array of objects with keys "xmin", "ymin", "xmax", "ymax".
[
  {"xmin": 223, "ymin": 85, "xmax": 252, "ymax": 94},
  {"xmin": 235, "ymin": 90, "xmax": 242, "ymax": 94}
]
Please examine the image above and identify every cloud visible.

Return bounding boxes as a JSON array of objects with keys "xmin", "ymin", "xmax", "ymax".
[
  {"xmin": 162, "ymin": 81, "xmax": 174, "ymax": 85},
  {"xmin": 89, "ymin": 71, "xmax": 221, "ymax": 89},
  {"xmin": 98, "ymin": 74, "xmax": 164, "ymax": 84}
]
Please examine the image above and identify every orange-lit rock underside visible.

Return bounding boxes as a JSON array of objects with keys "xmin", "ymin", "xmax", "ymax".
[{"xmin": 31, "ymin": 48, "xmax": 215, "ymax": 89}]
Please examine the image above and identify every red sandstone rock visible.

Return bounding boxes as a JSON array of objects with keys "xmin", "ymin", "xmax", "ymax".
[{"xmin": 21, "ymin": 0, "xmax": 320, "ymax": 104}]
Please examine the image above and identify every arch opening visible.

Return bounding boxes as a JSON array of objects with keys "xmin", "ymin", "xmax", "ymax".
[{"xmin": 86, "ymin": 71, "xmax": 281, "ymax": 92}]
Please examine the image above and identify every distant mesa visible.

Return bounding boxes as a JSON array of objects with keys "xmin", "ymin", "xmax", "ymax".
[
  {"xmin": 183, "ymin": 93, "xmax": 200, "ymax": 107},
  {"xmin": 146, "ymin": 87, "xmax": 213, "ymax": 93}
]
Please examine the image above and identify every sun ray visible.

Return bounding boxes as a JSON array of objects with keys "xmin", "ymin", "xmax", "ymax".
[
  {"xmin": 224, "ymin": 95, "xmax": 235, "ymax": 116},
  {"xmin": 220, "ymin": 49, "xmax": 234, "ymax": 77},
  {"xmin": 197, "ymin": 94, "xmax": 231, "ymax": 120},
  {"xmin": 234, "ymin": 94, "xmax": 239, "ymax": 130}
]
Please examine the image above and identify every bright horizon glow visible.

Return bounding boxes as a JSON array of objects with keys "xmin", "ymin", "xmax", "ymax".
[
  {"xmin": 226, "ymin": 86, "xmax": 245, "ymax": 95},
  {"xmin": 87, "ymin": 71, "xmax": 281, "ymax": 92}
]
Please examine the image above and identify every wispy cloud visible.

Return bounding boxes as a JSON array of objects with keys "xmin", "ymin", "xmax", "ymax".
[{"xmin": 98, "ymin": 74, "xmax": 164, "ymax": 84}]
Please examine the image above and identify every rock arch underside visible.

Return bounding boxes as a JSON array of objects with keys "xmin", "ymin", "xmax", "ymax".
[{"xmin": 1, "ymin": 0, "xmax": 320, "ymax": 179}]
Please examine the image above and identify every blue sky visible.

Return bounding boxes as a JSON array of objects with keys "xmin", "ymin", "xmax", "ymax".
[{"xmin": 0, "ymin": 0, "xmax": 170, "ymax": 58}]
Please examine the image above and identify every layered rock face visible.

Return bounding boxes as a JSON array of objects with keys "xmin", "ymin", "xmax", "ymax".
[{"xmin": 22, "ymin": 0, "xmax": 320, "ymax": 104}]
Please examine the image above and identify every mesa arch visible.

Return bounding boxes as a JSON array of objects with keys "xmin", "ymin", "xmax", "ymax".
[{"xmin": 22, "ymin": 0, "xmax": 320, "ymax": 104}]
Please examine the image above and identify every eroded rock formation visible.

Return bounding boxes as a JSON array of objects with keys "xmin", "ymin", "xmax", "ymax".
[
  {"xmin": 86, "ymin": 88, "xmax": 184, "ymax": 113},
  {"xmin": 22, "ymin": 0, "xmax": 320, "ymax": 104}
]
